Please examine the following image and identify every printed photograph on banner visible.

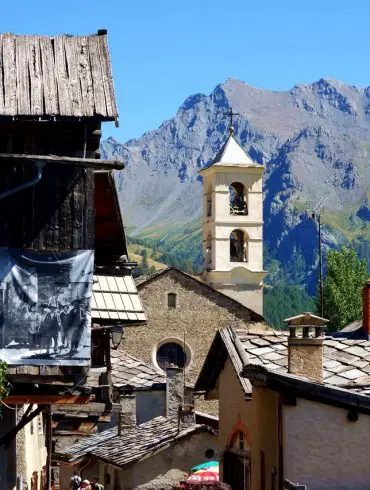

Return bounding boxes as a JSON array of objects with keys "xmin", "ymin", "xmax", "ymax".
[{"xmin": 0, "ymin": 249, "xmax": 94, "ymax": 366}]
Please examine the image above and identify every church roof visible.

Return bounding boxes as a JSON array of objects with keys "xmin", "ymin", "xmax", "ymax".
[{"xmin": 202, "ymin": 134, "xmax": 261, "ymax": 171}]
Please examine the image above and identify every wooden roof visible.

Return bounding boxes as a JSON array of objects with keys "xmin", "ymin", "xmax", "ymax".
[{"xmin": 0, "ymin": 31, "xmax": 118, "ymax": 120}]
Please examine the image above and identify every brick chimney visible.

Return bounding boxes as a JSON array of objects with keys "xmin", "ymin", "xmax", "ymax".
[
  {"xmin": 363, "ymin": 280, "xmax": 370, "ymax": 339},
  {"xmin": 166, "ymin": 366, "xmax": 184, "ymax": 419},
  {"xmin": 284, "ymin": 313, "xmax": 328, "ymax": 384},
  {"xmin": 118, "ymin": 394, "xmax": 136, "ymax": 436}
]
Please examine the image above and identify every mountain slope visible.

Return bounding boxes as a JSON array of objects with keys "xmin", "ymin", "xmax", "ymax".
[{"xmin": 102, "ymin": 78, "xmax": 370, "ymax": 293}]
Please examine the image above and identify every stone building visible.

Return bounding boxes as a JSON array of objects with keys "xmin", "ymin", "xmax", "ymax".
[
  {"xmin": 125, "ymin": 268, "xmax": 266, "ymax": 390},
  {"xmin": 55, "ymin": 368, "xmax": 218, "ymax": 490},
  {"xmin": 195, "ymin": 299, "xmax": 370, "ymax": 490}
]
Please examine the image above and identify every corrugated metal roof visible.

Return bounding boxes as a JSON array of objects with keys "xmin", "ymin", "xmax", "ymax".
[
  {"xmin": 91, "ymin": 274, "xmax": 146, "ymax": 322},
  {"xmin": 0, "ymin": 31, "xmax": 118, "ymax": 119}
]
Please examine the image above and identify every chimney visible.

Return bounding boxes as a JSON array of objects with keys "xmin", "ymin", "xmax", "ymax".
[
  {"xmin": 284, "ymin": 312, "xmax": 328, "ymax": 384},
  {"xmin": 363, "ymin": 280, "xmax": 370, "ymax": 340},
  {"xmin": 178, "ymin": 404, "xmax": 195, "ymax": 431},
  {"xmin": 118, "ymin": 394, "xmax": 136, "ymax": 436},
  {"xmin": 166, "ymin": 366, "xmax": 184, "ymax": 419}
]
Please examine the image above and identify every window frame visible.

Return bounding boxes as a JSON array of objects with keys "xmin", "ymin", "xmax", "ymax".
[{"xmin": 152, "ymin": 337, "xmax": 193, "ymax": 373}]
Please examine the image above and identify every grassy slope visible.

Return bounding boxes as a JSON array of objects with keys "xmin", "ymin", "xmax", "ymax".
[{"xmin": 127, "ymin": 244, "xmax": 167, "ymax": 271}]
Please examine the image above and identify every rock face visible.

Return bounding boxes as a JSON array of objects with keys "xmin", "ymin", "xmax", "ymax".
[{"xmin": 102, "ymin": 78, "xmax": 370, "ymax": 293}]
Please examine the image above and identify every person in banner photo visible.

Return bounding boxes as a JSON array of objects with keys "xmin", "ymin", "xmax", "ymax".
[{"xmin": 0, "ymin": 248, "xmax": 94, "ymax": 366}]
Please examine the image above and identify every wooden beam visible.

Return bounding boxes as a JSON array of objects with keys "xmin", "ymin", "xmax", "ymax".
[
  {"xmin": 0, "ymin": 404, "xmax": 44, "ymax": 446},
  {"xmin": 0, "ymin": 152, "xmax": 124, "ymax": 170},
  {"xmin": 3, "ymin": 394, "xmax": 91, "ymax": 405}
]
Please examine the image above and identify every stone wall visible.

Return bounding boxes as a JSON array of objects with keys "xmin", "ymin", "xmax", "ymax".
[{"xmin": 124, "ymin": 269, "xmax": 256, "ymax": 387}]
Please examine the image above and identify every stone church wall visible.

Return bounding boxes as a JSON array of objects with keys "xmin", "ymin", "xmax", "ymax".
[{"xmin": 123, "ymin": 269, "xmax": 263, "ymax": 414}]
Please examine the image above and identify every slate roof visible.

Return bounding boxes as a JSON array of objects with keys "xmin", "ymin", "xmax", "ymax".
[
  {"xmin": 56, "ymin": 416, "xmax": 215, "ymax": 467},
  {"xmin": 111, "ymin": 351, "xmax": 165, "ymax": 390},
  {"xmin": 236, "ymin": 329, "xmax": 370, "ymax": 395},
  {"xmin": 0, "ymin": 31, "xmax": 117, "ymax": 120},
  {"xmin": 91, "ymin": 274, "xmax": 146, "ymax": 322}
]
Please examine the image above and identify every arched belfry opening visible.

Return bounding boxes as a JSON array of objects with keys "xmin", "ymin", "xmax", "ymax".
[
  {"xmin": 229, "ymin": 182, "xmax": 248, "ymax": 215},
  {"xmin": 205, "ymin": 233, "xmax": 212, "ymax": 267},
  {"xmin": 230, "ymin": 229, "xmax": 248, "ymax": 262}
]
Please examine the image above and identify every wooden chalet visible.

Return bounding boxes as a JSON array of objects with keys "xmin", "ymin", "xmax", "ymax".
[{"xmin": 0, "ymin": 29, "xmax": 146, "ymax": 489}]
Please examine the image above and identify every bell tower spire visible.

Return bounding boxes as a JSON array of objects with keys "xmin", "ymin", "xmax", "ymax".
[{"xmin": 199, "ymin": 117, "xmax": 265, "ymax": 315}]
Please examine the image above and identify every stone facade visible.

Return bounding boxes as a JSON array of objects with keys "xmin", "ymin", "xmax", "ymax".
[
  {"xmin": 126, "ymin": 269, "xmax": 260, "ymax": 385},
  {"xmin": 288, "ymin": 338, "xmax": 324, "ymax": 383}
]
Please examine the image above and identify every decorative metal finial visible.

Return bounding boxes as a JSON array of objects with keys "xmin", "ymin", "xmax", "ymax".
[{"xmin": 224, "ymin": 109, "xmax": 240, "ymax": 137}]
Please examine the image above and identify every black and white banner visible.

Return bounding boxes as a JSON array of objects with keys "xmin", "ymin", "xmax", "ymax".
[{"xmin": 0, "ymin": 249, "xmax": 93, "ymax": 365}]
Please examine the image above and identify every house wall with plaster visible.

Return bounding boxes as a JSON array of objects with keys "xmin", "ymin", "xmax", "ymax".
[{"xmin": 283, "ymin": 397, "xmax": 370, "ymax": 490}]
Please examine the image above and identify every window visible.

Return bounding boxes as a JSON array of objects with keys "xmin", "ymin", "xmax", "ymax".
[
  {"xmin": 156, "ymin": 342, "xmax": 186, "ymax": 370},
  {"xmin": 230, "ymin": 229, "xmax": 248, "ymax": 262},
  {"xmin": 205, "ymin": 448, "xmax": 216, "ymax": 459},
  {"xmin": 30, "ymin": 419, "xmax": 34, "ymax": 435},
  {"xmin": 153, "ymin": 338, "xmax": 193, "ymax": 372},
  {"xmin": 205, "ymin": 234, "xmax": 212, "ymax": 267},
  {"xmin": 207, "ymin": 195, "xmax": 212, "ymax": 217},
  {"xmin": 38, "ymin": 414, "xmax": 43, "ymax": 435},
  {"xmin": 167, "ymin": 293, "xmax": 177, "ymax": 308},
  {"xmin": 229, "ymin": 182, "xmax": 248, "ymax": 215}
]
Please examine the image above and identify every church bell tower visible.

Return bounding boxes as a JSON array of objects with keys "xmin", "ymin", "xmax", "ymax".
[{"xmin": 199, "ymin": 124, "xmax": 265, "ymax": 316}]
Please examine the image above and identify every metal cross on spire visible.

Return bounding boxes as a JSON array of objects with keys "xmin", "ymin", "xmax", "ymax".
[{"xmin": 224, "ymin": 109, "xmax": 240, "ymax": 136}]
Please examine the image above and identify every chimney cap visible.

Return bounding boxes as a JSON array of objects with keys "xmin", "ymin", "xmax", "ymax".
[{"xmin": 284, "ymin": 312, "xmax": 329, "ymax": 327}]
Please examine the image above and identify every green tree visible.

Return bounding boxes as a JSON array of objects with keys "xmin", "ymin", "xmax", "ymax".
[
  {"xmin": 264, "ymin": 285, "xmax": 316, "ymax": 329},
  {"xmin": 141, "ymin": 248, "xmax": 149, "ymax": 268},
  {"xmin": 321, "ymin": 246, "xmax": 368, "ymax": 331}
]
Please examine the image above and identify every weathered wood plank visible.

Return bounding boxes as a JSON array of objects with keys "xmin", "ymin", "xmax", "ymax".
[
  {"xmin": 0, "ymin": 153, "xmax": 124, "ymax": 169},
  {"xmin": 4, "ymin": 395, "xmax": 91, "ymax": 405},
  {"xmin": 27, "ymin": 35, "xmax": 43, "ymax": 115},
  {"xmin": 2, "ymin": 33, "xmax": 17, "ymax": 115},
  {"xmin": 98, "ymin": 34, "xmax": 118, "ymax": 119},
  {"xmin": 59, "ymin": 166, "xmax": 73, "ymax": 250},
  {"xmin": 0, "ymin": 35, "xmax": 5, "ymax": 113},
  {"xmin": 72, "ymin": 167, "xmax": 84, "ymax": 249},
  {"xmin": 88, "ymin": 36, "xmax": 106, "ymax": 117},
  {"xmin": 78, "ymin": 36, "xmax": 94, "ymax": 117},
  {"xmin": 39, "ymin": 36, "xmax": 58, "ymax": 115},
  {"xmin": 84, "ymin": 168, "xmax": 95, "ymax": 249},
  {"xmin": 64, "ymin": 36, "xmax": 83, "ymax": 117},
  {"xmin": 54, "ymin": 36, "xmax": 72, "ymax": 116},
  {"xmin": 16, "ymin": 35, "xmax": 31, "ymax": 114}
]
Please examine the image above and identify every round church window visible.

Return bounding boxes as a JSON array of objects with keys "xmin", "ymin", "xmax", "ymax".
[{"xmin": 152, "ymin": 338, "xmax": 192, "ymax": 372}]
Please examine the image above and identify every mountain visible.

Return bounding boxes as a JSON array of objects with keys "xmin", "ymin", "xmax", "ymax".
[{"xmin": 101, "ymin": 78, "xmax": 370, "ymax": 298}]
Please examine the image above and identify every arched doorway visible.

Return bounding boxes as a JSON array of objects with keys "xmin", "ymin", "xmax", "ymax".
[
  {"xmin": 229, "ymin": 182, "xmax": 248, "ymax": 215},
  {"xmin": 230, "ymin": 230, "xmax": 248, "ymax": 262},
  {"xmin": 223, "ymin": 430, "xmax": 250, "ymax": 490}
]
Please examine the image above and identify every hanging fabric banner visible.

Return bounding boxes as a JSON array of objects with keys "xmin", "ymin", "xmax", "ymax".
[{"xmin": 0, "ymin": 249, "xmax": 93, "ymax": 365}]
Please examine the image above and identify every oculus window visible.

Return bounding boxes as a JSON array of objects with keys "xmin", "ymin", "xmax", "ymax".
[{"xmin": 156, "ymin": 342, "xmax": 186, "ymax": 370}]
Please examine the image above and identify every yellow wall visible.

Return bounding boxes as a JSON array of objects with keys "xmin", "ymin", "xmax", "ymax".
[
  {"xmin": 218, "ymin": 362, "xmax": 280, "ymax": 489},
  {"xmin": 250, "ymin": 387, "xmax": 279, "ymax": 490}
]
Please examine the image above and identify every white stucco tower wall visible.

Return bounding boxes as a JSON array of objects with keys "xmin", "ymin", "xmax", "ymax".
[{"xmin": 199, "ymin": 132, "xmax": 265, "ymax": 315}]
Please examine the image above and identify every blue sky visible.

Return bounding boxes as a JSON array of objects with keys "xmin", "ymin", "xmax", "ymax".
[{"xmin": 3, "ymin": 0, "xmax": 370, "ymax": 141}]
